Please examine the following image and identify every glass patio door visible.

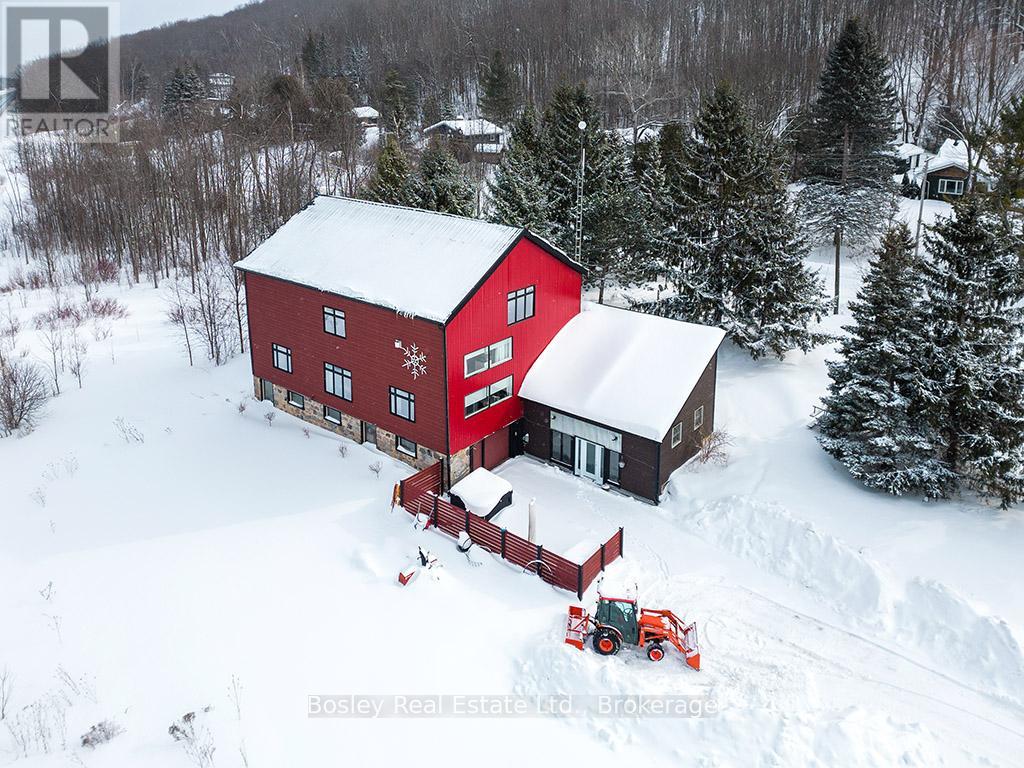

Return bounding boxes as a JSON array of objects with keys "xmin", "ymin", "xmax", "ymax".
[{"xmin": 574, "ymin": 437, "xmax": 604, "ymax": 484}]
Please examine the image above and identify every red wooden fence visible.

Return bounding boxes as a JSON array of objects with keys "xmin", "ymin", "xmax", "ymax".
[{"xmin": 398, "ymin": 463, "xmax": 623, "ymax": 599}]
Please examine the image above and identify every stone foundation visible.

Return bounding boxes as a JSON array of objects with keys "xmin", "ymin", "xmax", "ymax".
[
  {"xmin": 449, "ymin": 447, "xmax": 472, "ymax": 486},
  {"xmin": 374, "ymin": 425, "xmax": 445, "ymax": 471}
]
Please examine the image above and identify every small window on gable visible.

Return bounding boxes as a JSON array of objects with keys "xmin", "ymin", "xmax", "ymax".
[
  {"xmin": 272, "ymin": 343, "xmax": 292, "ymax": 373},
  {"xmin": 507, "ymin": 286, "xmax": 535, "ymax": 325},
  {"xmin": 323, "ymin": 307, "xmax": 346, "ymax": 337},
  {"xmin": 671, "ymin": 422, "xmax": 683, "ymax": 448},
  {"xmin": 693, "ymin": 405, "xmax": 705, "ymax": 431}
]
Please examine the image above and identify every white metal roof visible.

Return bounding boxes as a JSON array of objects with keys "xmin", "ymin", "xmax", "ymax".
[
  {"xmin": 519, "ymin": 303, "xmax": 725, "ymax": 441},
  {"xmin": 424, "ymin": 118, "xmax": 503, "ymax": 137},
  {"xmin": 235, "ymin": 196, "xmax": 525, "ymax": 322},
  {"xmin": 353, "ymin": 106, "xmax": 379, "ymax": 119}
]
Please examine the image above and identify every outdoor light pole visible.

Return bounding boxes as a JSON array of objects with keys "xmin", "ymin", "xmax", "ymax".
[
  {"xmin": 914, "ymin": 156, "xmax": 930, "ymax": 258},
  {"xmin": 575, "ymin": 120, "xmax": 587, "ymax": 265}
]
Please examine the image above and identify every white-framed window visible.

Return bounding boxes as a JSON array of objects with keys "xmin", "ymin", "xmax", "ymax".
[
  {"xmin": 396, "ymin": 436, "xmax": 417, "ymax": 456},
  {"xmin": 464, "ymin": 347, "xmax": 490, "ymax": 377},
  {"xmin": 390, "ymin": 386, "xmax": 415, "ymax": 421},
  {"xmin": 489, "ymin": 337, "xmax": 513, "ymax": 367},
  {"xmin": 287, "ymin": 390, "xmax": 304, "ymax": 409},
  {"xmin": 323, "ymin": 306, "xmax": 346, "ymax": 337},
  {"xmin": 464, "ymin": 375, "xmax": 514, "ymax": 418},
  {"xmin": 936, "ymin": 178, "xmax": 964, "ymax": 196},
  {"xmin": 671, "ymin": 422, "xmax": 683, "ymax": 448},
  {"xmin": 323, "ymin": 405, "xmax": 342, "ymax": 424},
  {"xmin": 464, "ymin": 337, "xmax": 513, "ymax": 378},
  {"xmin": 507, "ymin": 286, "xmax": 535, "ymax": 324},
  {"xmin": 324, "ymin": 362, "xmax": 352, "ymax": 401},
  {"xmin": 693, "ymin": 405, "xmax": 704, "ymax": 431},
  {"xmin": 272, "ymin": 343, "xmax": 292, "ymax": 373}
]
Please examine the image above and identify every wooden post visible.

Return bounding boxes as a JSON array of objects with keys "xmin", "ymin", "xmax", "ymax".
[
  {"xmin": 600, "ymin": 542, "xmax": 606, "ymax": 571},
  {"xmin": 577, "ymin": 565, "xmax": 584, "ymax": 600},
  {"xmin": 465, "ymin": 509, "xmax": 471, "ymax": 535},
  {"xmin": 536, "ymin": 544, "xmax": 543, "ymax": 577},
  {"xmin": 619, "ymin": 527, "xmax": 624, "ymax": 558},
  {"xmin": 432, "ymin": 494, "xmax": 438, "ymax": 529},
  {"xmin": 500, "ymin": 528, "xmax": 506, "ymax": 559}
]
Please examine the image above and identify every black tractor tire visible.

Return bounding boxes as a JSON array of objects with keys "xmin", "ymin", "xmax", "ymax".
[
  {"xmin": 646, "ymin": 642, "xmax": 666, "ymax": 662},
  {"xmin": 593, "ymin": 628, "xmax": 621, "ymax": 656}
]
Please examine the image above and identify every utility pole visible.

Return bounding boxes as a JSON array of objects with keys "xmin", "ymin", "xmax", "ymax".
[
  {"xmin": 913, "ymin": 156, "xmax": 930, "ymax": 258},
  {"xmin": 575, "ymin": 120, "xmax": 587, "ymax": 266}
]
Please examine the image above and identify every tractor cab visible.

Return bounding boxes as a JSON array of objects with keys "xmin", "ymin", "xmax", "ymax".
[{"xmin": 595, "ymin": 597, "xmax": 639, "ymax": 645}]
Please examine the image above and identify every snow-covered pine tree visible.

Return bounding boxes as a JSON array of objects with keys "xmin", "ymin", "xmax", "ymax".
[
  {"xmin": 991, "ymin": 95, "xmax": 1024, "ymax": 208},
  {"xmin": 538, "ymin": 84, "xmax": 632, "ymax": 299},
  {"xmin": 622, "ymin": 138, "xmax": 668, "ymax": 285},
  {"xmin": 365, "ymin": 135, "xmax": 416, "ymax": 206},
  {"xmin": 301, "ymin": 32, "xmax": 335, "ymax": 83},
  {"xmin": 920, "ymin": 196, "xmax": 1024, "ymax": 508},
  {"xmin": 817, "ymin": 223, "xmax": 955, "ymax": 497},
  {"xmin": 479, "ymin": 50, "xmax": 518, "ymax": 127},
  {"xmin": 637, "ymin": 83, "xmax": 828, "ymax": 358},
  {"xmin": 797, "ymin": 17, "xmax": 897, "ymax": 313},
  {"xmin": 416, "ymin": 141, "xmax": 475, "ymax": 216},
  {"xmin": 162, "ymin": 65, "xmax": 206, "ymax": 118},
  {"xmin": 487, "ymin": 106, "xmax": 550, "ymax": 235}
]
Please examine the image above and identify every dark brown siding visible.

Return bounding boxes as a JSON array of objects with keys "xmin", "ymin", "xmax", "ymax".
[
  {"xmin": 658, "ymin": 353, "xmax": 719, "ymax": 489},
  {"xmin": 925, "ymin": 166, "xmax": 969, "ymax": 200},
  {"xmin": 521, "ymin": 399, "xmax": 661, "ymax": 503}
]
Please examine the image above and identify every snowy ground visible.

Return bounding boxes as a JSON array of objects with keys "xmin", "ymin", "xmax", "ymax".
[{"xmin": 2, "ymin": 196, "xmax": 1024, "ymax": 766}]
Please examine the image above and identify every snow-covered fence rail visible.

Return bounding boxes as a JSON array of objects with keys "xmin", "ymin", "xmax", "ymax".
[{"xmin": 398, "ymin": 463, "xmax": 623, "ymax": 598}]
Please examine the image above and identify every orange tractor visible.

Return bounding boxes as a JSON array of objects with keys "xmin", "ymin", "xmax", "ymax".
[{"xmin": 564, "ymin": 596, "xmax": 701, "ymax": 670}]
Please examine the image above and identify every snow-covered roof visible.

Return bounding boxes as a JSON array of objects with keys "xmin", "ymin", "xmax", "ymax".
[
  {"xmin": 235, "ymin": 196, "xmax": 527, "ymax": 322},
  {"xmin": 424, "ymin": 118, "xmax": 503, "ymax": 137},
  {"xmin": 449, "ymin": 468, "xmax": 513, "ymax": 517},
  {"xmin": 891, "ymin": 141, "xmax": 926, "ymax": 159},
  {"xmin": 353, "ymin": 106, "xmax": 379, "ymax": 119},
  {"xmin": 519, "ymin": 304, "xmax": 725, "ymax": 441},
  {"xmin": 908, "ymin": 138, "xmax": 991, "ymax": 181}
]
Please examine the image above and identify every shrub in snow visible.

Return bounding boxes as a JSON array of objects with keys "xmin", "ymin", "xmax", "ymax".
[
  {"xmin": 369, "ymin": 460, "xmax": 382, "ymax": 478},
  {"xmin": 0, "ymin": 357, "xmax": 49, "ymax": 437},
  {"xmin": 169, "ymin": 709, "xmax": 216, "ymax": 768},
  {"xmin": 303, "ymin": 427, "xmax": 310, "ymax": 439},
  {"xmin": 113, "ymin": 417, "xmax": 144, "ymax": 443},
  {"xmin": 80, "ymin": 719, "xmax": 124, "ymax": 748},
  {"xmin": 264, "ymin": 411, "xmax": 275, "ymax": 427},
  {"xmin": 338, "ymin": 445, "xmax": 347, "ymax": 458},
  {"xmin": 695, "ymin": 429, "xmax": 733, "ymax": 465},
  {"xmin": 237, "ymin": 400, "xmax": 247, "ymax": 415},
  {"xmin": 83, "ymin": 297, "xmax": 128, "ymax": 320}
]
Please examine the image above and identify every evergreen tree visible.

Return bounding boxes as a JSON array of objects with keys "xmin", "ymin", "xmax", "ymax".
[
  {"xmin": 991, "ymin": 95, "xmax": 1024, "ymax": 207},
  {"xmin": 919, "ymin": 196, "xmax": 1024, "ymax": 507},
  {"xmin": 797, "ymin": 17, "xmax": 897, "ymax": 313},
  {"xmin": 621, "ymin": 138, "xmax": 668, "ymax": 284},
  {"xmin": 366, "ymin": 135, "xmax": 416, "ymax": 206},
  {"xmin": 310, "ymin": 77, "xmax": 359, "ymax": 152},
  {"xmin": 817, "ymin": 223, "xmax": 954, "ymax": 496},
  {"xmin": 479, "ymin": 50, "xmax": 518, "ymax": 126},
  {"xmin": 487, "ymin": 106, "xmax": 550, "ymax": 235},
  {"xmin": 381, "ymin": 69, "xmax": 411, "ymax": 145},
  {"xmin": 162, "ymin": 65, "xmax": 206, "ymax": 118},
  {"xmin": 301, "ymin": 32, "xmax": 335, "ymax": 83},
  {"xmin": 538, "ymin": 83, "xmax": 632, "ymax": 298},
  {"xmin": 637, "ymin": 83, "xmax": 828, "ymax": 358},
  {"xmin": 416, "ymin": 141, "xmax": 475, "ymax": 216}
]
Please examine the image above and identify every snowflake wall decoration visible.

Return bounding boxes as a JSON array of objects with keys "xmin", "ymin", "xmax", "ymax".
[{"xmin": 398, "ymin": 341, "xmax": 428, "ymax": 379}]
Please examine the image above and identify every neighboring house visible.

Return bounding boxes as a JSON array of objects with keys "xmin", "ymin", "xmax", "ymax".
[
  {"xmin": 207, "ymin": 73, "xmax": 235, "ymax": 102},
  {"xmin": 905, "ymin": 138, "xmax": 993, "ymax": 200},
  {"xmin": 889, "ymin": 141, "xmax": 928, "ymax": 174},
  {"xmin": 423, "ymin": 117, "xmax": 504, "ymax": 163},
  {"xmin": 353, "ymin": 105, "xmax": 379, "ymax": 128},
  {"xmin": 236, "ymin": 196, "xmax": 723, "ymax": 503}
]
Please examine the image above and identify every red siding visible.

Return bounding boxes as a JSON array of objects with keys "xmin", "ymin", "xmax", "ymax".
[
  {"xmin": 245, "ymin": 273, "xmax": 448, "ymax": 453},
  {"xmin": 445, "ymin": 237, "xmax": 582, "ymax": 454}
]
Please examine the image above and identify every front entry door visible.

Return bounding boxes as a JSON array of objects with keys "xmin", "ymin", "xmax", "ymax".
[
  {"xmin": 260, "ymin": 378, "xmax": 274, "ymax": 402},
  {"xmin": 574, "ymin": 438, "xmax": 604, "ymax": 484}
]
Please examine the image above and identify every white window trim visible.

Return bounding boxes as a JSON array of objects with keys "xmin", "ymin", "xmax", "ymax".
[
  {"xmin": 396, "ymin": 436, "xmax": 417, "ymax": 456},
  {"xmin": 671, "ymin": 422, "xmax": 683, "ymax": 448},
  {"xmin": 488, "ymin": 375, "xmax": 513, "ymax": 407},
  {"xmin": 287, "ymin": 390, "xmax": 304, "ymax": 409},
  {"xmin": 323, "ymin": 405, "xmax": 342, "ymax": 425},
  {"xmin": 464, "ymin": 375, "xmax": 514, "ymax": 418},
  {"xmin": 323, "ymin": 306, "xmax": 347, "ymax": 338},
  {"xmin": 693, "ymin": 406, "xmax": 705, "ymax": 431},
  {"xmin": 272, "ymin": 343, "xmax": 292, "ymax": 373},
  {"xmin": 464, "ymin": 337, "xmax": 513, "ymax": 378},
  {"xmin": 937, "ymin": 178, "xmax": 964, "ymax": 195}
]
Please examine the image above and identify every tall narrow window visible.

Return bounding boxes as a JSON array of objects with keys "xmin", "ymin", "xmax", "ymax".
[
  {"xmin": 551, "ymin": 430, "xmax": 573, "ymax": 466},
  {"xmin": 671, "ymin": 422, "xmax": 683, "ymax": 448},
  {"xmin": 507, "ymin": 286, "xmax": 535, "ymax": 324},
  {"xmin": 272, "ymin": 344, "xmax": 292, "ymax": 373},
  {"xmin": 693, "ymin": 405, "xmax": 705, "ymax": 431},
  {"xmin": 323, "ymin": 307, "xmax": 346, "ymax": 337},
  {"xmin": 324, "ymin": 363, "xmax": 352, "ymax": 401},
  {"xmin": 389, "ymin": 387, "xmax": 416, "ymax": 421}
]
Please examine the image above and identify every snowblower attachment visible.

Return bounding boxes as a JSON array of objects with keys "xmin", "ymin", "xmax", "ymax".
[{"xmin": 565, "ymin": 605, "xmax": 591, "ymax": 650}]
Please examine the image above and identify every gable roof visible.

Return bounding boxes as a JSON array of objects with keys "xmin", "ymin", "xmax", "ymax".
[
  {"xmin": 423, "ymin": 118, "xmax": 503, "ymax": 137},
  {"xmin": 519, "ymin": 303, "xmax": 725, "ymax": 441},
  {"xmin": 235, "ymin": 196, "xmax": 576, "ymax": 323}
]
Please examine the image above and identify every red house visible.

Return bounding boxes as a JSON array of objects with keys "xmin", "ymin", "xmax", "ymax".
[{"xmin": 237, "ymin": 196, "xmax": 723, "ymax": 502}]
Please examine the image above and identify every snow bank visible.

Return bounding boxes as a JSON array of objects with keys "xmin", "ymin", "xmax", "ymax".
[
  {"xmin": 674, "ymin": 493, "xmax": 1024, "ymax": 704},
  {"xmin": 894, "ymin": 579, "xmax": 1024, "ymax": 705},
  {"xmin": 682, "ymin": 496, "xmax": 892, "ymax": 623}
]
